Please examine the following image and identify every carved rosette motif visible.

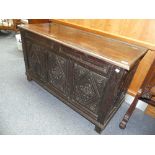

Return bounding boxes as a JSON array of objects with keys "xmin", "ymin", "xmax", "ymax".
[{"xmin": 72, "ymin": 63, "xmax": 107, "ymax": 114}]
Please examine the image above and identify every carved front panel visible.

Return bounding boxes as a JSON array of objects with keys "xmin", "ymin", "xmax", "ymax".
[
  {"xmin": 26, "ymin": 40, "xmax": 47, "ymax": 82},
  {"xmin": 71, "ymin": 63, "xmax": 108, "ymax": 114},
  {"xmin": 20, "ymin": 29, "xmax": 140, "ymax": 132},
  {"xmin": 47, "ymin": 51, "xmax": 68, "ymax": 96}
]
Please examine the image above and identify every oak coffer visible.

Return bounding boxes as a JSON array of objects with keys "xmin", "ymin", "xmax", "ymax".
[{"xmin": 19, "ymin": 23, "xmax": 147, "ymax": 133}]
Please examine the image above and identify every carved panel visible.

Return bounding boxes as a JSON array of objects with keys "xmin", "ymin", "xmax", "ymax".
[
  {"xmin": 47, "ymin": 51, "xmax": 68, "ymax": 96},
  {"xmin": 71, "ymin": 63, "xmax": 108, "ymax": 114},
  {"xmin": 26, "ymin": 40, "xmax": 47, "ymax": 82}
]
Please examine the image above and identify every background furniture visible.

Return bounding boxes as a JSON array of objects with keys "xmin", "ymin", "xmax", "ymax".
[
  {"xmin": 0, "ymin": 19, "xmax": 21, "ymax": 32},
  {"xmin": 19, "ymin": 22, "xmax": 146, "ymax": 133},
  {"xmin": 119, "ymin": 58, "xmax": 155, "ymax": 129},
  {"xmin": 28, "ymin": 19, "xmax": 50, "ymax": 24}
]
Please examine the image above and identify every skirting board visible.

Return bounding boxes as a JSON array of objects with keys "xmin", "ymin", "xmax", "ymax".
[{"xmin": 125, "ymin": 94, "xmax": 148, "ymax": 111}]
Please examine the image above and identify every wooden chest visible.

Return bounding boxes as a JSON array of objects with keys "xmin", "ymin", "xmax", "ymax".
[{"xmin": 19, "ymin": 23, "xmax": 147, "ymax": 133}]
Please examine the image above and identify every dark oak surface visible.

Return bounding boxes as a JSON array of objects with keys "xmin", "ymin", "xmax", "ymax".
[
  {"xmin": 19, "ymin": 23, "xmax": 146, "ymax": 133},
  {"xmin": 23, "ymin": 20, "xmax": 155, "ymax": 120},
  {"xmin": 19, "ymin": 23, "xmax": 147, "ymax": 70}
]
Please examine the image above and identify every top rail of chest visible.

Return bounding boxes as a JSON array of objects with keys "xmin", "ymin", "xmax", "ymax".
[{"xmin": 19, "ymin": 23, "xmax": 147, "ymax": 70}]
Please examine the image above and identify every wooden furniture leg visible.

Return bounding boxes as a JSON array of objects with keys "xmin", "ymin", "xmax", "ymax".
[
  {"xmin": 119, "ymin": 95, "xmax": 139, "ymax": 129},
  {"xmin": 95, "ymin": 126, "xmax": 102, "ymax": 134},
  {"xmin": 26, "ymin": 73, "xmax": 32, "ymax": 81}
]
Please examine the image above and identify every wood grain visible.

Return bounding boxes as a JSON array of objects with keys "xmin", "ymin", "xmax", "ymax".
[
  {"xmin": 145, "ymin": 105, "xmax": 155, "ymax": 118},
  {"xmin": 19, "ymin": 23, "xmax": 147, "ymax": 70},
  {"xmin": 52, "ymin": 19, "xmax": 155, "ymax": 50}
]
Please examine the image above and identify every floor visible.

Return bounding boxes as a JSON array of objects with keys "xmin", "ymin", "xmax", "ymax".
[{"xmin": 0, "ymin": 31, "xmax": 155, "ymax": 135}]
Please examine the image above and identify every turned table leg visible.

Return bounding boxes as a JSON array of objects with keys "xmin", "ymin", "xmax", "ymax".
[{"xmin": 119, "ymin": 95, "xmax": 139, "ymax": 129}]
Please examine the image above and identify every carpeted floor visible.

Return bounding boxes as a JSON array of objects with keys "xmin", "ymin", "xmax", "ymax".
[{"xmin": 0, "ymin": 31, "xmax": 155, "ymax": 135}]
